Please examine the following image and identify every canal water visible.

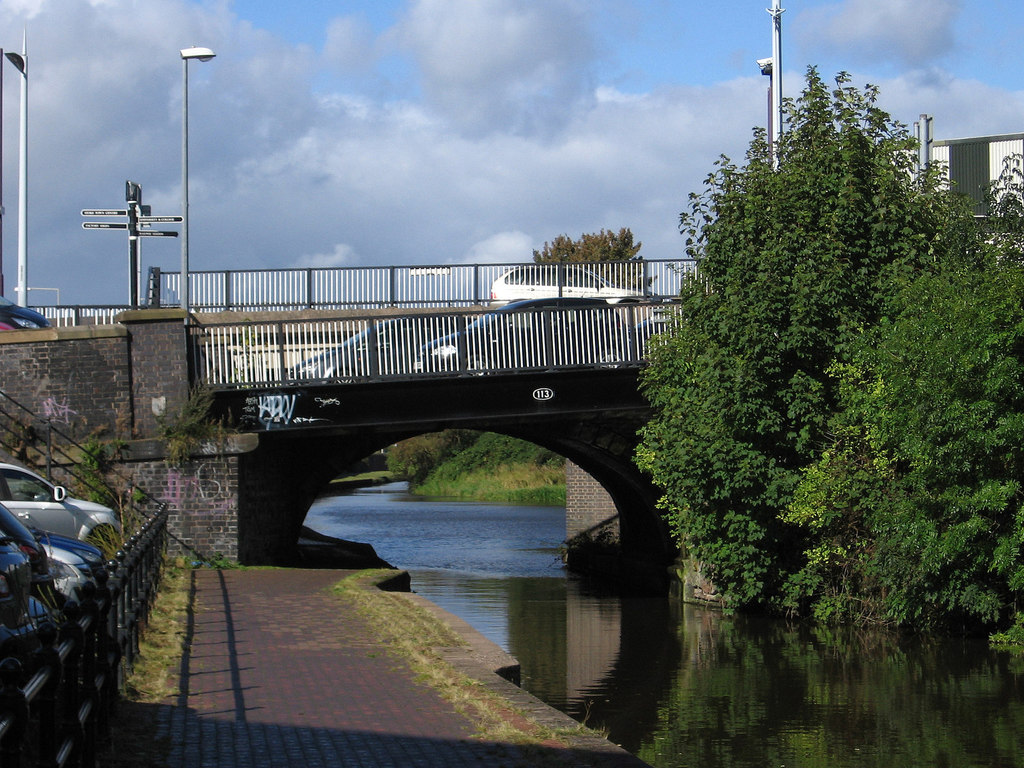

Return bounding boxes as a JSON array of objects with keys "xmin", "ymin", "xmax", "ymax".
[{"xmin": 304, "ymin": 482, "xmax": 1024, "ymax": 768}]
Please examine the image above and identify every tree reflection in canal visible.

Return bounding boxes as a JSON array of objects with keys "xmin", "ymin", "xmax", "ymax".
[
  {"xmin": 625, "ymin": 606, "xmax": 1024, "ymax": 768},
  {"xmin": 306, "ymin": 483, "xmax": 1024, "ymax": 768}
]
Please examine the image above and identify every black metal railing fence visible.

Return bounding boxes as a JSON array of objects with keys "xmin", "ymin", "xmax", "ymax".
[{"xmin": 0, "ymin": 509, "xmax": 168, "ymax": 768}]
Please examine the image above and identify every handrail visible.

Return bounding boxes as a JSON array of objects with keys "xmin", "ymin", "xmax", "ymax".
[
  {"xmin": 0, "ymin": 389, "xmax": 168, "ymax": 526},
  {"xmin": 0, "ymin": 510, "xmax": 168, "ymax": 768},
  {"xmin": 27, "ymin": 258, "xmax": 696, "ymax": 326},
  {"xmin": 188, "ymin": 300, "xmax": 675, "ymax": 389},
  {"xmin": 151, "ymin": 258, "xmax": 694, "ymax": 311}
]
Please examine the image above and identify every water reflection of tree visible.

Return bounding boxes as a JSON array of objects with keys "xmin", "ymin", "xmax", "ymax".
[{"xmin": 636, "ymin": 608, "xmax": 1024, "ymax": 768}]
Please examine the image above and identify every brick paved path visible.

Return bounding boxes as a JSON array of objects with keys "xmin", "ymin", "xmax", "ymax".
[{"xmin": 159, "ymin": 568, "xmax": 650, "ymax": 768}]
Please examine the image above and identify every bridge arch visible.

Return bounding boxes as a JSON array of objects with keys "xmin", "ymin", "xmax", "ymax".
[{"xmin": 223, "ymin": 373, "xmax": 674, "ymax": 591}]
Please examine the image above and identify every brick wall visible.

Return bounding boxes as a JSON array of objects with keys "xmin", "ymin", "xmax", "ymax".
[
  {"xmin": 130, "ymin": 452, "xmax": 241, "ymax": 560},
  {"xmin": 565, "ymin": 459, "xmax": 619, "ymax": 542},
  {"xmin": 0, "ymin": 311, "xmax": 190, "ymax": 442},
  {"xmin": 0, "ymin": 326, "xmax": 132, "ymax": 441},
  {"xmin": 120, "ymin": 310, "xmax": 190, "ymax": 437}
]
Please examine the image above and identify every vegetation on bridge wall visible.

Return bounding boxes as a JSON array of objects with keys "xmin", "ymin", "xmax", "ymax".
[{"xmin": 637, "ymin": 68, "xmax": 1024, "ymax": 639}]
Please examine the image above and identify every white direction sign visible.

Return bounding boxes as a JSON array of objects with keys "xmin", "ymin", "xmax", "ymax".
[
  {"xmin": 83, "ymin": 222, "xmax": 128, "ymax": 230},
  {"xmin": 81, "ymin": 209, "xmax": 127, "ymax": 217},
  {"xmin": 138, "ymin": 215, "xmax": 183, "ymax": 224}
]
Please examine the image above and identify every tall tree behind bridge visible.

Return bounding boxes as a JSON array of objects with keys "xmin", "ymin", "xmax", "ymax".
[
  {"xmin": 533, "ymin": 228, "xmax": 641, "ymax": 263},
  {"xmin": 636, "ymin": 68, "xmax": 981, "ymax": 615}
]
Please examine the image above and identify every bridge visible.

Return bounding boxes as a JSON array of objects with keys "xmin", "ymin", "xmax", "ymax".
[
  {"xmin": 0, "ymin": 261, "xmax": 690, "ymax": 591},
  {"xmin": 194, "ymin": 298, "xmax": 675, "ymax": 588}
]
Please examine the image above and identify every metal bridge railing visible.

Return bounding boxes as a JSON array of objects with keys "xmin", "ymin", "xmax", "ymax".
[
  {"xmin": 35, "ymin": 305, "xmax": 132, "ymax": 328},
  {"xmin": 154, "ymin": 258, "xmax": 696, "ymax": 311},
  {"xmin": 190, "ymin": 300, "xmax": 675, "ymax": 389},
  {"xmin": 27, "ymin": 259, "xmax": 697, "ymax": 326}
]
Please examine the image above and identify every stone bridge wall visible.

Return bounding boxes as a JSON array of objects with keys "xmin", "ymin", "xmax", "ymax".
[{"xmin": 0, "ymin": 310, "xmax": 190, "ymax": 443}]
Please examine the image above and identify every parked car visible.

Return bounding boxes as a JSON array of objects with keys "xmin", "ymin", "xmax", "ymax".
[
  {"xmin": 290, "ymin": 318, "xmax": 422, "ymax": 382},
  {"xmin": 0, "ymin": 535, "xmax": 41, "ymax": 661},
  {"xmin": 41, "ymin": 540, "xmax": 95, "ymax": 603},
  {"xmin": 0, "ymin": 501, "xmax": 55, "ymax": 603},
  {"xmin": 0, "ymin": 463, "xmax": 121, "ymax": 541},
  {"xmin": 33, "ymin": 530, "xmax": 105, "ymax": 579},
  {"xmin": 489, "ymin": 265, "xmax": 642, "ymax": 304},
  {"xmin": 0, "ymin": 295, "xmax": 49, "ymax": 330},
  {"xmin": 415, "ymin": 297, "xmax": 628, "ymax": 374}
]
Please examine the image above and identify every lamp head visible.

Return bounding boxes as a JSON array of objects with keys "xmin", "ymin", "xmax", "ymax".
[
  {"xmin": 4, "ymin": 51, "xmax": 25, "ymax": 74},
  {"xmin": 180, "ymin": 46, "xmax": 216, "ymax": 62}
]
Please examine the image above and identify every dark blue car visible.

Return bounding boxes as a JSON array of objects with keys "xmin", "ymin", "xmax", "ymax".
[{"xmin": 0, "ymin": 296, "xmax": 48, "ymax": 330}]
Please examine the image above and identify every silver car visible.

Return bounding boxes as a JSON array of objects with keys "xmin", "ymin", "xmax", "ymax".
[
  {"xmin": 42, "ymin": 544, "xmax": 93, "ymax": 603},
  {"xmin": 0, "ymin": 463, "xmax": 121, "ymax": 541}
]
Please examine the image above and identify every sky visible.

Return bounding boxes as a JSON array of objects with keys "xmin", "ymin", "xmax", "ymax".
[{"xmin": 0, "ymin": 0, "xmax": 1022, "ymax": 306}]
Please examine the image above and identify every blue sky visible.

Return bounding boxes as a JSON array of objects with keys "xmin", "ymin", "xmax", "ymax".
[{"xmin": 0, "ymin": 0, "xmax": 1022, "ymax": 305}]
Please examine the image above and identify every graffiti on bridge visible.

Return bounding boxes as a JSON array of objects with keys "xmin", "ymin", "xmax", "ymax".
[{"xmin": 41, "ymin": 396, "xmax": 78, "ymax": 425}]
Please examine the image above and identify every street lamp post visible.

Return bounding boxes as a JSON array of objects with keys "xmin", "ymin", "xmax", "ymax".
[
  {"xmin": 5, "ymin": 37, "xmax": 27, "ymax": 306},
  {"xmin": 768, "ymin": 0, "xmax": 783, "ymax": 167},
  {"xmin": 180, "ymin": 46, "xmax": 215, "ymax": 317}
]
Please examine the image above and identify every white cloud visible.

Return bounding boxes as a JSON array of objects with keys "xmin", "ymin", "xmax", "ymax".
[
  {"xmin": 1, "ymin": 0, "xmax": 1022, "ymax": 306},
  {"xmin": 323, "ymin": 15, "xmax": 378, "ymax": 72},
  {"xmin": 797, "ymin": 0, "xmax": 962, "ymax": 67},
  {"xmin": 461, "ymin": 231, "xmax": 534, "ymax": 264},
  {"xmin": 390, "ymin": 0, "xmax": 596, "ymax": 136},
  {"xmin": 296, "ymin": 243, "xmax": 359, "ymax": 268}
]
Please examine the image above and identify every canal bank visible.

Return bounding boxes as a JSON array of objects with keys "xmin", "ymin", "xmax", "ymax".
[{"xmin": 158, "ymin": 566, "xmax": 650, "ymax": 768}]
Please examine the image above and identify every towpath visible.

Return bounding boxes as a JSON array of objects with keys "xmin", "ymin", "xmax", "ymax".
[{"xmin": 158, "ymin": 568, "xmax": 651, "ymax": 768}]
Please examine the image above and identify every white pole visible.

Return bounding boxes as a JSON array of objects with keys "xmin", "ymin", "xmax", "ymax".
[
  {"xmin": 0, "ymin": 46, "xmax": 5, "ymax": 298},
  {"xmin": 769, "ymin": 0, "xmax": 784, "ymax": 167},
  {"xmin": 181, "ymin": 55, "xmax": 190, "ymax": 315}
]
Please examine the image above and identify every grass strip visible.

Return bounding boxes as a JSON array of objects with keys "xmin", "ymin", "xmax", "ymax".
[
  {"xmin": 331, "ymin": 570, "xmax": 601, "ymax": 756},
  {"xmin": 104, "ymin": 556, "xmax": 192, "ymax": 767}
]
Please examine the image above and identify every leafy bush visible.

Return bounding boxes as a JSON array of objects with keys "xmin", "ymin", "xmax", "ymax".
[
  {"xmin": 636, "ymin": 68, "xmax": 979, "ymax": 612},
  {"xmin": 785, "ymin": 264, "xmax": 1024, "ymax": 632},
  {"xmin": 157, "ymin": 387, "xmax": 228, "ymax": 467}
]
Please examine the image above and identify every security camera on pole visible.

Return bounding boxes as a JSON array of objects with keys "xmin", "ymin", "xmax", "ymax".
[{"xmin": 758, "ymin": 1, "xmax": 784, "ymax": 169}]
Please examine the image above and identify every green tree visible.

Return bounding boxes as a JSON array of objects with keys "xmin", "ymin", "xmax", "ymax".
[
  {"xmin": 636, "ymin": 68, "xmax": 979, "ymax": 611},
  {"xmin": 533, "ymin": 227, "xmax": 641, "ymax": 263},
  {"xmin": 386, "ymin": 430, "xmax": 476, "ymax": 486},
  {"xmin": 785, "ymin": 258, "xmax": 1024, "ymax": 633}
]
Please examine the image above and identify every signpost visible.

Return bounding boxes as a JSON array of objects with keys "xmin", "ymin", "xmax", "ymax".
[{"xmin": 82, "ymin": 182, "xmax": 181, "ymax": 307}]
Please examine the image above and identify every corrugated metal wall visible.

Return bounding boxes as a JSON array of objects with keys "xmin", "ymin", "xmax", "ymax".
[{"xmin": 932, "ymin": 134, "xmax": 1024, "ymax": 215}]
